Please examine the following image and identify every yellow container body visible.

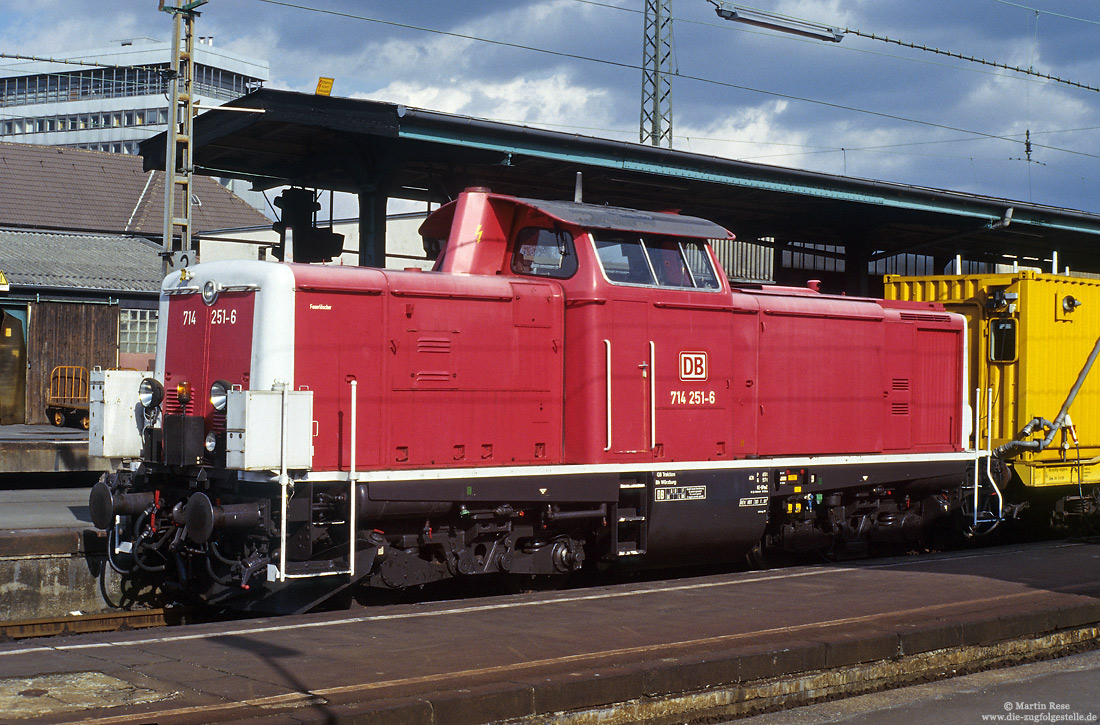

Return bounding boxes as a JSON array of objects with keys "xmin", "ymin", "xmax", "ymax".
[{"xmin": 884, "ymin": 271, "xmax": 1100, "ymax": 488}]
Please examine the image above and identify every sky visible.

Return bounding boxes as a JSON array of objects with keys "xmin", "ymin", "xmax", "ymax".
[{"xmin": 3, "ymin": 0, "xmax": 1100, "ymax": 215}]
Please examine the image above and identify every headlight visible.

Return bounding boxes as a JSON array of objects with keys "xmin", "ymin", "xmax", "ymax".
[
  {"xmin": 138, "ymin": 378, "xmax": 164, "ymax": 410},
  {"xmin": 204, "ymin": 432, "xmax": 218, "ymax": 452},
  {"xmin": 176, "ymin": 381, "xmax": 192, "ymax": 406},
  {"xmin": 202, "ymin": 279, "xmax": 220, "ymax": 306},
  {"xmin": 210, "ymin": 380, "xmax": 230, "ymax": 412}
]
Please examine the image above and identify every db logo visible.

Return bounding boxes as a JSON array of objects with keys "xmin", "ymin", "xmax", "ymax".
[{"xmin": 679, "ymin": 351, "xmax": 708, "ymax": 381}]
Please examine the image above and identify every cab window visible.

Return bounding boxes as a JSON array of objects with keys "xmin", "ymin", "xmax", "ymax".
[
  {"xmin": 594, "ymin": 234, "xmax": 655, "ymax": 285},
  {"xmin": 648, "ymin": 238, "xmax": 693, "ymax": 287},
  {"xmin": 679, "ymin": 240, "xmax": 720, "ymax": 289},
  {"xmin": 511, "ymin": 227, "xmax": 577, "ymax": 279},
  {"xmin": 593, "ymin": 233, "xmax": 720, "ymax": 289}
]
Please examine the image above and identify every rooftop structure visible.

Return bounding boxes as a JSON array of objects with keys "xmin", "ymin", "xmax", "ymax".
[
  {"xmin": 0, "ymin": 142, "xmax": 270, "ymax": 237},
  {"xmin": 0, "ymin": 37, "xmax": 267, "ymax": 156}
]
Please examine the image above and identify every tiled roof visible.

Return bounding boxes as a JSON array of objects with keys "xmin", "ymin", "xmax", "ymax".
[
  {"xmin": 0, "ymin": 230, "xmax": 161, "ymax": 293},
  {"xmin": 0, "ymin": 142, "xmax": 270, "ymax": 235}
]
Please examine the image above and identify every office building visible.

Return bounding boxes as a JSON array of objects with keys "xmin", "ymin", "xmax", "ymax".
[{"xmin": 0, "ymin": 36, "xmax": 267, "ymax": 155}]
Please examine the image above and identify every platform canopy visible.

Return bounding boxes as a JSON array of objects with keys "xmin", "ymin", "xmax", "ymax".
[{"xmin": 143, "ymin": 88, "xmax": 1100, "ymax": 290}]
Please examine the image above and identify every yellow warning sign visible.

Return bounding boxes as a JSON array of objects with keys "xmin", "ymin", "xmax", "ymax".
[
  {"xmin": 315, "ymin": 77, "xmax": 335, "ymax": 96},
  {"xmin": 0, "ymin": 269, "xmax": 8, "ymax": 293}
]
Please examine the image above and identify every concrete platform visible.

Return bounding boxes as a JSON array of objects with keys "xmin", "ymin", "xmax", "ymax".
[
  {"xmin": 0, "ymin": 488, "xmax": 113, "ymax": 620},
  {"xmin": 1, "ymin": 540, "xmax": 1098, "ymax": 724},
  {"xmin": 0, "ymin": 425, "xmax": 110, "ymax": 474}
]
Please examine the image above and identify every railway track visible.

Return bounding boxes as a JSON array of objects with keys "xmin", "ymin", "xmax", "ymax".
[{"xmin": 0, "ymin": 608, "xmax": 179, "ymax": 640}]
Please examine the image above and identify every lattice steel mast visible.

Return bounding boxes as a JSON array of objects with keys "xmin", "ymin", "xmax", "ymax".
[
  {"xmin": 160, "ymin": 0, "xmax": 207, "ymax": 274},
  {"xmin": 640, "ymin": 0, "xmax": 673, "ymax": 147}
]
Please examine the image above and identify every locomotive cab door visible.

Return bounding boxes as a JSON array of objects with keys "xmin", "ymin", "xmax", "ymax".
[{"xmin": 607, "ymin": 299, "xmax": 651, "ymax": 454}]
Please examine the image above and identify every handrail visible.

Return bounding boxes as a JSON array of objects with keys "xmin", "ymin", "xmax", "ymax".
[
  {"xmin": 348, "ymin": 379, "xmax": 358, "ymax": 577},
  {"xmin": 649, "ymin": 341, "xmax": 656, "ymax": 450},
  {"xmin": 278, "ymin": 382, "xmax": 289, "ymax": 583},
  {"xmin": 277, "ymin": 384, "xmax": 356, "ymax": 581},
  {"xmin": 604, "ymin": 339, "xmax": 612, "ymax": 452},
  {"xmin": 986, "ymin": 386, "xmax": 1003, "ymax": 519},
  {"xmin": 972, "ymin": 386, "xmax": 980, "ymax": 530}
]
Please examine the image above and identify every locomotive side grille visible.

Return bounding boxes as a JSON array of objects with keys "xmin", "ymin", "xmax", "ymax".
[
  {"xmin": 211, "ymin": 410, "xmax": 227, "ymax": 432},
  {"xmin": 164, "ymin": 391, "xmax": 194, "ymax": 416},
  {"xmin": 416, "ymin": 371, "xmax": 453, "ymax": 382},
  {"xmin": 891, "ymin": 403, "xmax": 910, "ymax": 416},
  {"xmin": 899, "ymin": 312, "xmax": 952, "ymax": 323},
  {"xmin": 418, "ymin": 337, "xmax": 452, "ymax": 353},
  {"xmin": 892, "ymin": 378, "xmax": 910, "ymax": 391}
]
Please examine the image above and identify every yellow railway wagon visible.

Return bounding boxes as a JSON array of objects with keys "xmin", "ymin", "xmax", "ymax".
[{"xmin": 884, "ymin": 271, "xmax": 1100, "ymax": 489}]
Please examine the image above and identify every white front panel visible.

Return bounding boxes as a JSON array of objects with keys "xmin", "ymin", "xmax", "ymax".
[
  {"xmin": 89, "ymin": 369, "xmax": 148, "ymax": 459},
  {"xmin": 225, "ymin": 389, "xmax": 313, "ymax": 471}
]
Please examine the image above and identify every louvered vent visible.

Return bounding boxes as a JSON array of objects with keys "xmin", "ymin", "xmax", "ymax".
[
  {"xmin": 899, "ymin": 312, "xmax": 951, "ymax": 323},
  {"xmin": 418, "ymin": 337, "xmax": 452, "ymax": 353},
  {"xmin": 164, "ymin": 390, "xmax": 194, "ymax": 416}
]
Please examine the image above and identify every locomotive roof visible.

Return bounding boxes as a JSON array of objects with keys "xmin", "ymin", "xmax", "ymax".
[
  {"xmin": 514, "ymin": 197, "xmax": 733, "ymax": 240},
  {"xmin": 420, "ymin": 193, "xmax": 733, "ymax": 241}
]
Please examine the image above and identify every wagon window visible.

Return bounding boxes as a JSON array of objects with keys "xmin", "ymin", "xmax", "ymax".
[
  {"xmin": 511, "ymin": 227, "xmax": 577, "ymax": 279},
  {"xmin": 989, "ymin": 319, "xmax": 1017, "ymax": 363},
  {"xmin": 594, "ymin": 234, "xmax": 656, "ymax": 285}
]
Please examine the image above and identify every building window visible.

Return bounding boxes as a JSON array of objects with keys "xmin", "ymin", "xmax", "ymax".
[{"xmin": 119, "ymin": 309, "xmax": 158, "ymax": 354}]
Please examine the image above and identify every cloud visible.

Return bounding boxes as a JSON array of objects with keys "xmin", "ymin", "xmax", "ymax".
[
  {"xmin": 677, "ymin": 100, "xmax": 808, "ymax": 160},
  {"xmin": 362, "ymin": 72, "xmax": 612, "ymax": 131}
]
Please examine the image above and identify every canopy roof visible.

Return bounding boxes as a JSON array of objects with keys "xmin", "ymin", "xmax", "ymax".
[{"xmin": 142, "ymin": 88, "xmax": 1100, "ymax": 281}]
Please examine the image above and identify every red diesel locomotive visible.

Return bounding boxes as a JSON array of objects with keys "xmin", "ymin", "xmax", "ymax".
[{"xmin": 89, "ymin": 188, "xmax": 980, "ymax": 611}]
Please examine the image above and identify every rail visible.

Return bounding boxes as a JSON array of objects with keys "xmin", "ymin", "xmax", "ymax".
[{"xmin": 0, "ymin": 608, "xmax": 174, "ymax": 640}]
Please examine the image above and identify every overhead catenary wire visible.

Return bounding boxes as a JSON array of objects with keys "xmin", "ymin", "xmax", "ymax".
[
  {"xmin": 841, "ymin": 28, "xmax": 1100, "ymax": 94},
  {"xmin": 249, "ymin": 0, "xmax": 1100, "ymax": 165},
  {"xmin": 575, "ymin": 0, "xmax": 1099, "ymax": 94},
  {"xmin": 0, "ymin": 52, "xmax": 175, "ymax": 77},
  {"xmin": 704, "ymin": 2, "xmax": 1100, "ymax": 93},
  {"xmin": 990, "ymin": 0, "xmax": 1100, "ymax": 27}
]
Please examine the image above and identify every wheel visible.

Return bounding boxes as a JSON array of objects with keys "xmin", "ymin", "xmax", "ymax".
[
  {"xmin": 745, "ymin": 539, "xmax": 771, "ymax": 569},
  {"xmin": 49, "ymin": 409, "xmax": 65, "ymax": 427},
  {"xmin": 504, "ymin": 573, "xmax": 571, "ymax": 593},
  {"xmin": 79, "ymin": 413, "xmax": 90, "ymax": 430}
]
